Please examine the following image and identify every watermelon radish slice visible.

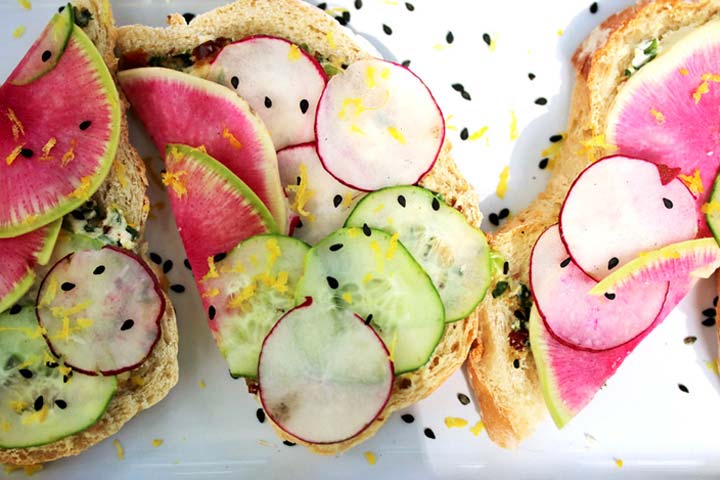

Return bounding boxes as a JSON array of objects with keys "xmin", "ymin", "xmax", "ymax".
[
  {"xmin": 204, "ymin": 36, "xmax": 327, "ymax": 150},
  {"xmin": 705, "ymin": 171, "xmax": 720, "ymax": 245},
  {"xmin": 7, "ymin": 5, "xmax": 73, "ymax": 86},
  {"xmin": 0, "ymin": 220, "xmax": 62, "ymax": 313},
  {"xmin": 605, "ymin": 21, "xmax": 720, "ymax": 233},
  {"xmin": 118, "ymin": 67, "xmax": 287, "ymax": 231},
  {"xmin": 0, "ymin": 11, "xmax": 121, "ymax": 238},
  {"xmin": 36, "ymin": 247, "xmax": 165, "ymax": 376},
  {"xmin": 277, "ymin": 143, "xmax": 364, "ymax": 244},
  {"xmin": 201, "ymin": 234, "xmax": 309, "ymax": 378},
  {"xmin": 530, "ymin": 225, "xmax": 667, "ymax": 351},
  {"xmin": 560, "ymin": 156, "xmax": 697, "ymax": 280},
  {"xmin": 258, "ymin": 297, "xmax": 393, "ymax": 444},
  {"xmin": 163, "ymin": 145, "xmax": 277, "ymax": 282},
  {"xmin": 315, "ymin": 59, "xmax": 444, "ymax": 191}
]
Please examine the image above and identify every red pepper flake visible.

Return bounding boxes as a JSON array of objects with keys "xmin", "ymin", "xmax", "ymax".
[
  {"xmin": 508, "ymin": 329, "xmax": 529, "ymax": 351},
  {"xmin": 192, "ymin": 37, "xmax": 232, "ymax": 63}
]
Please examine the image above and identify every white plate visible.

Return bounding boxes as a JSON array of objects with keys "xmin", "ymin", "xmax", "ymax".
[{"xmin": 2, "ymin": 1, "xmax": 720, "ymax": 478}]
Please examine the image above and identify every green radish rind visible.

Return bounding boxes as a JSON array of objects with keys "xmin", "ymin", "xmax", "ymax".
[
  {"xmin": 202, "ymin": 234, "xmax": 310, "ymax": 379},
  {"xmin": 345, "ymin": 185, "xmax": 491, "ymax": 322},
  {"xmin": 707, "ymin": 172, "xmax": 720, "ymax": 247},
  {"xmin": 34, "ymin": 220, "xmax": 63, "ymax": 266},
  {"xmin": 8, "ymin": 5, "xmax": 73, "ymax": 86},
  {"xmin": 0, "ymin": 307, "xmax": 116, "ymax": 449},
  {"xmin": 295, "ymin": 227, "xmax": 445, "ymax": 374},
  {"xmin": 0, "ymin": 274, "xmax": 35, "ymax": 315}
]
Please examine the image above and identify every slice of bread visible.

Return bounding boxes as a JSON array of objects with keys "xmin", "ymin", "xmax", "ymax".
[
  {"xmin": 0, "ymin": 0, "xmax": 179, "ymax": 465},
  {"xmin": 467, "ymin": 0, "xmax": 720, "ymax": 449},
  {"xmin": 116, "ymin": 0, "xmax": 481, "ymax": 454}
]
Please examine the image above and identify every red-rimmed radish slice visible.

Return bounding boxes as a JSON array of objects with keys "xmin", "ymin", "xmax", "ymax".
[
  {"xmin": 259, "ymin": 297, "xmax": 393, "ymax": 444},
  {"xmin": 205, "ymin": 36, "xmax": 327, "ymax": 150},
  {"xmin": 315, "ymin": 59, "xmax": 444, "ymax": 191},
  {"xmin": 0, "ymin": 220, "xmax": 62, "ymax": 312},
  {"xmin": 530, "ymin": 224, "xmax": 667, "ymax": 351},
  {"xmin": 36, "ymin": 247, "xmax": 165, "ymax": 375},
  {"xmin": 277, "ymin": 142, "xmax": 364, "ymax": 244},
  {"xmin": 559, "ymin": 156, "xmax": 697, "ymax": 280}
]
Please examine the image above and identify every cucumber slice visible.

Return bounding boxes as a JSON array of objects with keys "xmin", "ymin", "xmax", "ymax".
[
  {"xmin": 346, "ymin": 186, "xmax": 490, "ymax": 322},
  {"xmin": 707, "ymin": 172, "xmax": 720, "ymax": 246},
  {"xmin": 0, "ymin": 306, "xmax": 116, "ymax": 449},
  {"xmin": 296, "ymin": 227, "xmax": 445, "ymax": 374},
  {"xmin": 201, "ymin": 234, "xmax": 309, "ymax": 378}
]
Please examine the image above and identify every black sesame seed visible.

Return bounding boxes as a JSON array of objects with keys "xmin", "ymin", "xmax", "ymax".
[
  {"xmin": 163, "ymin": 260, "xmax": 174, "ymax": 274},
  {"xmin": 300, "ymin": 99, "xmax": 310, "ymax": 114},
  {"xmin": 401, "ymin": 60, "xmax": 411, "ymax": 67},
  {"xmin": 513, "ymin": 359, "xmax": 520, "ymax": 369},
  {"xmin": 283, "ymin": 440, "xmax": 296, "ymax": 446},
  {"xmin": 9, "ymin": 304, "xmax": 21, "ymax": 315},
  {"xmin": 460, "ymin": 128, "xmax": 469, "ymax": 141},
  {"xmin": 482, "ymin": 33, "xmax": 491, "ymax": 46},
  {"xmin": 365, "ymin": 314, "xmax": 373, "ymax": 325},
  {"xmin": 424, "ymin": 428, "xmax": 436, "ymax": 439},
  {"xmin": 121, "ymin": 319, "xmax": 135, "ymax": 331},
  {"xmin": 213, "ymin": 252, "xmax": 227, "ymax": 263},
  {"xmin": 608, "ymin": 257, "xmax": 619, "ymax": 270},
  {"xmin": 461, "ymin": 90, "xmax": 472, "ymax": 101},
  {"xmin": 503, "ymin": 261, "xmax": 509, "ymax": 275},
  {"xmin": 46, "ymin": 361, "xmax": 58, "ymax": 368},
  {"xmin": 170, "ymin": 284, "xmax": 186, "ymax": 293},
  {"xmin": 317, "ymin": 2, "xmax": 326, "ymax": 9},
  {"xmin": 604, "ymin": 293, "xmax": 616, "ymax": 300},
  {"xmin": 446, "ymin": 31, "xmax": 454, "ymax": 44},
  {"xmin": 71, "ymin": 210, "xmax": 85, "ymax": 220},
  {"xmin": 405, "ymin": 2, "xmax": 415, "ymax": 11},
  {"xmin": 715, "ymin": 296, "xmax": 719, "ymax": 307},
  {"xmin": 382, "ymin": 24, "xmax": 392, "ymax": 35},
  {"xmin": 329, "ymin": 243, "xmax": 343, "ymax": 252},
  {"xmin": 457, "ymin": 393, "xmax": 470, "ymax": 405},
  {"xmin": 296, "ymin": 219, "xmax": 303, "ymax": 229},
  {"xmin": 362, "ymin": 223, "xmax": 372, "ymax": 237},
  {"xmin": 702, "ymin": 317, "xmax": 716, "ymax": 327},
  {"xmin": 182, "ymin": 12, "xmax": 196, "ymax": 23},
  {"xmin": 528, "ymin": 73, "xmax": 536, "ymax": 80},
  {"xmin": 20, "ymin": 148, "xmax": 33, "ymax": 158},
  {"xmin": 432, "ymin": 198, "xmax": 440, "ymax": 211},
  {"xmin": 560, "ymin": 257, "xmax": 571, "ymax": 268},
  {"xmin": 184, "ymin": 258, "xmax": 192, "ymax": 270},
  {"xmin": 539, "ymin": 158, "xmax": 549, "ymax": 169},
  {"xmin": 34, "ymin": 396, "xmax": 44, "ymax": 411},
  {"xmin": 354, "ymin": 0, "xmax": 362, "ymax": 9},
  {"xmin": 63, "ymin": 375, "xmax": 70, "ymax": 383},
  {"xmin": 333, "ymin": 194, "xmax": 343, "ymax": 208},
  {"xmin": 326, "ymin": 276, "xmax": 339, "ymax": 289},
  {"xmin": 230, "ymin": 371, "xmax": 241, "ymax": 379},
  {"xmin": 19, "ymin": 369, "xmax": 33, "ymax": 379},
  {"xmin": 256, "ymin": 408, "xmax": 266, "ymax": 423},
  {"xmin": 209, "ymin": 306, "xmax": 216, "ymax": 320},
  {"xmin": 55, "ymin": 399, "xmax": 67, "ymax": 409},
  {"xmin": 264, "ymin": 96, "xmax": 272, "ymax": 108},
  {"xmin": 41, "ymin": 50, "xmax": 52, "ymax": 62},
  {"xmin": 590, "ymin": 2, "xmax": 598, "ymax": 14},
  {"xmin": 498, "ymin": 208, "xmax": 510, "ymax": 219},
  {"xmin": 149, "ymin": 252, "xmax": 162, "ymax": 264},
  {"xmin": 79, "ymin": 120, "xmax": 92, "ymax": 131},
  {"xmin": 702, "ymin": 308, "xmax": 716, "ymax": 317},
  {"xmin": 678, "ymin": 383, "xmax": 689, "ymax": 393},
  {"xmin": 550, "ymin": 134, "xmax": 563, "ymax": 143},
  {"xmin": 397, "ymin": 195, "xmax": 406, "ymax": 207},
  {"xmin": 342, "ymin": 11, "xmax": 350, "ymax": 22},
  {"xmin": 683, "ymin": 336, "xmax": 697, "ymax": 345},
  {"xmin": 513, "ymin": 309, "xmax": 526, "ymax": 321},
  {"xmin": 61, "ymin": 282, "xmax": 76, "ymax": 292},
  {"xmin": 488, "ymin": 213, "xmax": 499, "ymax": 226},
  {"xmin": 58, "ymin": 5, "xmax": 65, "ymax": 12},
  {"xmin": 451, "ymin": 83, "xmax": 465, "ymax": 92},
  {"xmin": 231, "ymin": 76, "xmax": 239, "ymax": 89},
  {"xmin": 93, "ymin": 265, "xmax": 105, "ymax": 275},
  {"xmin": 401, "ymin": 413, "xmax": 415, "ymax": 423},
  {"xmin": 663, "ymin": 198, "xmax": 674, "ymax": 209},
  {"xmin": 535, "ymin": 97, "xmax": 548, "ymax": 106}
]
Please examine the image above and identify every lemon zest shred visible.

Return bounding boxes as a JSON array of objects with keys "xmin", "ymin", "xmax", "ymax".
[
  {"xmin": 387, "ymin": 126, "xmax": 406, "ymax": 144},
  {"xmin": 198, "ymin": 379, "xmax": 207, "ymax": 389},
  {"xmin": 468, "ymin": 126, "xmax": 489, "ymax": 140},
  {"xmin": 61, "ymin": 139, "xmax": 77, "ymax": 167},
  {"xmin": 203, "ymin": 288, "xmax": 220, "ymax": 299},
  {"xmin": 40, "ymin": 137, "xmax": 57, "ymax": 161},
  {"xmin": 693, "ymin": 80, "xmax": 710, "ymax": 104},
  {"xmin": 649, "ymin": 108, "xmax": 665, "ymax": 124},
  {"xmin": 706, "ymin": 360, "xmax": 719, "ymax": 376},
  {"xmin": 130, "ymin": 375, "xmax": 147, "ymax": 387},
  {"xmin": 222, "ymin": 128, "xmax": 243, "ymax": 149},
  {"xmin": 288, "ymin": 43, "xmax": 302, "ymax": 61},
  {"xmin": 201, "ymin": 257, "xmax": 219, "ymax": 282},
  {"xmin": 496, "ymin": 166, "xmax": 510, "ymax": 199},
  {"xmin": 286, "ymin": 163, "xmax": 315, "ymax": 221},
  {"xmin": 113, "ymin": 439, "xmax": 125, "ymax": 460},
  {"xmin": 5, "ymin": 144, "xmax": 23, "ymax": 166},
  {"xmin": 10, "ymin": 400, "xmax": 28, "ymax": 413},
  {"xmin": 342, "ymin": 193, "xmax": 354, "ymax": 209},
  {"xmin": 386, "ymin": 233, "xmax": 400, "ymax": 260},
  {"xmin": 680, "ymin": 68, "xmax": 689, "ymax": 76},
  {"xmin": 342, "ymin": 292, "xmax": 353, "ymax": 304},
  {"xmin": 365, "ymin": 65, "xmax": 376, "ymax": 89},
  {"xmin": 702, "ymin": 200, "xmax": 720, "ymax": 215},
  {"xmin": 325, "ymin": 31, "xmax": 336, "ymax": 49},
  {"xmin": 161, "ymin": 170, "xmax": 188, "ymax": 198},
  {"xmin": 152, "ymin": 439, "xmax": 164, "ymax": 448},
  {"xmin": 444, "ymin": 417, "xmax": 469, "ymax": 428},
  {"xmin": 362, "ymin": 273, "xmax": 373, "ymax": 284},
  {"xmin": 113, "ymin": 159, "xmax": 129, "ymax": 188},
  {"xmin": 614, "ymin": 458, "xmax": 624, "ymax": 468},
  {"xmin": 21, "ymin": 405, "xmax": 48, "ymax": 425},
  {"xmin": 470, "ymin": 420, "xmax": 485, "ymax": 436},
  {"xmin": 350, "ymin": 124, "xmax": 365, "ymax": 135},
  {"xmin": 387, "ymin": 331, "xmax": 399, "ymax": 362},
  {"xmin": 228, "ymin": 282, "xmax": 257, "ymax": 310},
  {"xmin": 364, "ymin": 451, "xmax": 377, "ymax": 465},
  {"xmin": 17, "ymin": 0, "xmax": 32, "ymax": 9},
  {"xmin": 509, "ymin": 111, "xmax": 518, "ymax": 141},
  {"xmin": 679, "ymin": 169, "xmax": 704, "ymax": 195},
  {"xmin": 12, "ymin": 25, "xmax": 25, "ymax": 38},
  {"xmin": 7, "ymin": 108, "xmax": 24, "ymax": 140}
]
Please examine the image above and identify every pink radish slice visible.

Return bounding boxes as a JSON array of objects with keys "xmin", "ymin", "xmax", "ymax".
[
  {"xmin": 259, "ymin": 297, "xmax": 393, "ymax": 444},
  {"xmin": 277, "ymin": 142, "xmax": 364, "ymax": 244},
  {"xmin": 560, "ymin": 156, "xmax": 697, "ymax": 280},
  {"xmin": 315, "ymin": 59, "xmax": 444, "ymax": 191},
  {"xmin": 605, "ymin": 21, "xmax": 720, "ymax": 234},
  {"xmin": 37, "ymin": 247, "xmax": 165, "ymax": 376},
  {"xmin": 205, "ymin": 36, "xmax": 327, "ymax": 150},
  {"xmin": 530, "ymin": 225, "xmax": 667, "ymax": 351}
]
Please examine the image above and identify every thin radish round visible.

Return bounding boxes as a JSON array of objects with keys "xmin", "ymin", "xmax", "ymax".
[
  {"xmin": 559, "ymin": 155, "xmax": 697, "ymax": 280},
  {"xmin": 530, "ymin": 225, "xmax": 667, "ymax": 351},
  {"xmin": 315, "ymin": 59, "xmax": 444, "ymax": 191},
  {"xmin": 36, "ymin": 247, "xmax": 165, "ymax": 375},
  {"xmin": 259, "ymin": 298, "xmax": 393, "ymax": 444},
  {"xmin": 204, "ymin": 36, "xmax": 327, "ymax": 150}
]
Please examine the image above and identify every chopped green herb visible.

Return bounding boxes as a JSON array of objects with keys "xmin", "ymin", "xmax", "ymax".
[{"xmin": 492, "ymin": 281, "xmax": 509, "ymax": 298}]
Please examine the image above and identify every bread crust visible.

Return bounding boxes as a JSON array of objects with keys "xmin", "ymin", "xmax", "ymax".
[
  {"xmin": 0, "ymin": 0, "xmax": 179, "ymax": 465},
  {"xmin": 467, "ymin": 0, "xmax": 720, "ymax": 448},
  {"xmin": 117, "ymin": 0, "xmax": 481, "ymax": 455}
]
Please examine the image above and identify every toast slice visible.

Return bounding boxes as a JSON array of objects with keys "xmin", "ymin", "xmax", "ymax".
[
  {"xmin": 467, "ymin": 0, "xmax": 720, "ymax": 449},
  {"xmin": 0, "ymin": 0, "xmax": 179, "ymax": 465},
  {"xmin": 116, "ymin": 0, "xmax": 480, "ymax": 454}
]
